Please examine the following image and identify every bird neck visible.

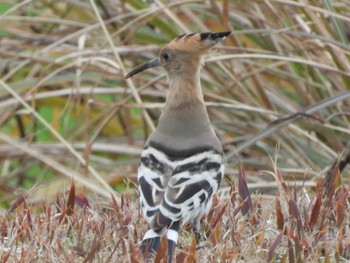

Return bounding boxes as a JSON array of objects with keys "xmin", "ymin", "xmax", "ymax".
[
  {"xmin": 164, "ymin": 67, "xmax": 204, "ymax": 109},
  {"xmin": 148, "ymin": 65, "xmax": 222, "ymax": 154}
]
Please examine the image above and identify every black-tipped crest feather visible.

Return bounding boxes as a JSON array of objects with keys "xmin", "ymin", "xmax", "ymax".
[
  {"xmin": 175, "ymin": 33, "xmax": 197, "ymax": 41},
  {"xmin": 200, "ymin": 31, "xmax": 231, "ymax": 41}
]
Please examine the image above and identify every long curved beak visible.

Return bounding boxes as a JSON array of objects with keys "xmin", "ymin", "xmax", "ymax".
[{"xmin": 125, "ymin": 58, "xmax": 161, "ymax": 79}]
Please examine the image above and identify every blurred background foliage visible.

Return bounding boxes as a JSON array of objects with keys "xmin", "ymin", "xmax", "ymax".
[{"xmin": 0, "ymin": 0, "xmax": 349, "ymax": 209}]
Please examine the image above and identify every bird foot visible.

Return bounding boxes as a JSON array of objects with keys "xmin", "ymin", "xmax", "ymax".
[{"xmin": 195, "ymin": 241, "xmax": 212, "ymax": 250}]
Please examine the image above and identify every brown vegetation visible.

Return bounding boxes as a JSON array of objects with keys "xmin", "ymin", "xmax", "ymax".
[{"xmin": 1, "ymin": 0, "xmax": 350, "ymax": 262}]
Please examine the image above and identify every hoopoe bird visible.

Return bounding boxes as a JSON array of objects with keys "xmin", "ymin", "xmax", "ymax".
[{"xmin": 125, "ymin": 31, "xmax": 229, "ymax": 262}]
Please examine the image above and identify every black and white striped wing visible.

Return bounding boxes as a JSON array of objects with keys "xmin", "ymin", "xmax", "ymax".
[
  {"xmin": 138, "ymin": 147, "xmax": 224, "ymax": 229},
  {"xmin": 157, "ymin": 151, "xmax": 224, "ymax": 227},
  {"xmin": 138, "ymin": 147, "xmax": 171, "ymax": 224}
]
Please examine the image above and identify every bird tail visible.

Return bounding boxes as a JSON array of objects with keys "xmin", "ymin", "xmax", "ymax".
[
  {"xmin": 166, "ymin": 228, "xmax": 178, "ymax": 263},
  {"xmin": 141, "ymin": 229, "xmax": 160, "ymax": 261},
  {"xmin": 140, "ymin": 228, "xmax": 179, "ymax": 263}
]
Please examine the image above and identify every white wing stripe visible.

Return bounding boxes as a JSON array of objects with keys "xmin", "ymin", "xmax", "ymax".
[{"xmin": 141, "ymin": 147, "xmax": 223, "ymax": 167}]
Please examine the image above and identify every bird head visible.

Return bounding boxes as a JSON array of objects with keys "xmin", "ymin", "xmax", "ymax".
[{"xmin": 125, "ymin": 31, "xmax": 230, "ymax": 79}]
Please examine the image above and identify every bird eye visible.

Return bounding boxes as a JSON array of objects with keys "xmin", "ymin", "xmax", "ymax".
[{"xmin": 162, "ymin": 52, "xmax": 169, "ymax": 61}]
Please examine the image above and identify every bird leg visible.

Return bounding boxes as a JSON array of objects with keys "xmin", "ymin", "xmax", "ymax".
[
  {"xmin": 192, "ymin": 216, "xmax": 202, "ymax": 247},
  {"xmin": 194, "ymin": 231, "xmax": 201, "ymax": 245}
]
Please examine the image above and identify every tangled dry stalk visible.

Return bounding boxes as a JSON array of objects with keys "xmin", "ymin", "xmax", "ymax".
[{"xmin": 0, "ymin": 0, "xmax": 349, "ymax": 262}]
